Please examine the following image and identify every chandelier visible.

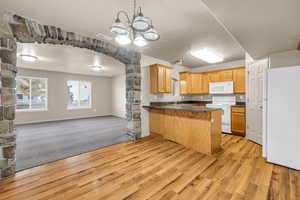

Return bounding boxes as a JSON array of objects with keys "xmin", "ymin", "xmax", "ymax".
[{"xmin": 110, "ymin": 0, "xmax": 160, "ymax": 47}]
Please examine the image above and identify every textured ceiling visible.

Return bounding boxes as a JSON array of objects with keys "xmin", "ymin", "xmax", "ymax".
[
  {"xmin": 202, "ymin": 0, "xmax": 300, "ymax": 59},
  {"xmin": 1, "ymin": 0, "xmax": 245, "ymax": 67}
]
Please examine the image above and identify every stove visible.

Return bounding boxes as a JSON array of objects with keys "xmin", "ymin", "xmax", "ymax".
[{"xmin": 206, "ymin": 96, "xmax": 236, "ymax": 133}]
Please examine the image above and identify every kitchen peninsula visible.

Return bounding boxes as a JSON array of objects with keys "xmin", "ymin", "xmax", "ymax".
[{"xmin": 144, "ymin": 104, "xmax": 222, "ymax": 155}]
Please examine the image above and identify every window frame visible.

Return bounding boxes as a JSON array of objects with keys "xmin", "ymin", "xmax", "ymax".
[
  {"xmin": 67, "ymin": 80, "xmax": 92, "ymax": 110},
  {"xmin": 16, "ymin": 76, "xmax": 48, "ymax": 112}
]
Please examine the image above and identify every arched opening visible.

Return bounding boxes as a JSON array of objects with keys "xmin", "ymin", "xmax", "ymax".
[{"xmin": 0, "ymin": 13, "xmax": 141, "ymax": 178}]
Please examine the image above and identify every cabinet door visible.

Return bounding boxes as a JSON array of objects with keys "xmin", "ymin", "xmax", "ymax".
[
  {"xmin": 220, "ymin": 70, "xmax": 233, "ymax": 82},
  {"xmin": 180, "ymin": 80, "xmax": 188, "ymax": 94},
  {"xmin": 190, "ymin": 73, "xmax": 202, "ymax": 94},
  {"xmin": 231, "ymin": 112, "xmax": 246, "ymax": 136},
  {"xmin": 149, "ymin": 110, "xmax": 165, "ymax": 135},
  {"xmin": 165, "ymin": 67, "xmax": 172, "ymax": 93},
  {"xmin": 208, "ymin": 71, "xmax": 220, "ymax": 82},
  {"xmin": 202, "ymin": 73, "xmax": 209, "ymax": 93},
  {"xmin": 150, "ymin": 66, "xmax": 158, "ymax": 93},
  {"xmin": 158, "ymin": 66, "xmax": 166, "ymax": 93},
  {"xmin": 233, "ymin": 68, "xmax": 246, "ymax": 93},
  {"xmin": 179, "ymin": 72, "xmax": 188, "ymax": 94}
]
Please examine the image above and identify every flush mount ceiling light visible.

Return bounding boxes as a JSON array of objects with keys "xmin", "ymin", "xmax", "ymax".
[
  {"xmin": 91, "ymin": 65, "xmax": 103, "ymax": 72},
  {"xmin": 109, "ymin": 0, "xmax": 160, "ymax": 47},
  {"xmin": 190, "ymin": 49, "xmax": 224, "ymax": 64},
  {"xmin": 19, "ymin": 54, "xmax": 38, "ymax": 62}
]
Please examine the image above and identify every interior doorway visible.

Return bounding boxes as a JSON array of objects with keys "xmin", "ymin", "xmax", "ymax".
[{"xmin": 15, "ymin": 43, "xmax": 128, "ymax": 171}]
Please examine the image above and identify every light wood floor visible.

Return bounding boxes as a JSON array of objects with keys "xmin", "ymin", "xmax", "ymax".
[{"xmin": 0, "ymin": 134, "xmax": 299, "ymax": 200}]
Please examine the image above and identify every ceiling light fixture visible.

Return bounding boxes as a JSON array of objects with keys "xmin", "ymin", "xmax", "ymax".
[
  {"xmin": 91, "ymin": 65, "xmax": 103, "ymax": 71},
  {"xmin": 115, "ymin": 35, "xmax": 131, "ymax": 45},
  {"xmin": 133, "ymin": 34, "xmax": 148, "ymax": 47},
  {"xmin": 109, "ymin": 0, "xmax": 159, "ymax": 47},
  {"xmin": 20, "ymin": 54, "xmax": 38, "ymax": 62},
  {"xmin": 190, "ymin": 49, "xmax": 224, "ymax": 64}
]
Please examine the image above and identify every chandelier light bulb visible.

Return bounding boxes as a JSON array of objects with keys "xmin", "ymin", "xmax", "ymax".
[
  {"xmin": 115, "ymin": 35, "xmax": 131, "ymax": 45},
  {"xmin": 134, "ymin": 35, "xmax": 147, "ymax": 47}
]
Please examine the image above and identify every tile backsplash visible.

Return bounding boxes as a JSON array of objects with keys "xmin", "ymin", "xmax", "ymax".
[
  {"xmin": 185, "ymin": 94, "xmax": 246, "ymax": 102},
  {"xmin": 149, "ymin": 93, "xmax": 245, "ymax": 103}
]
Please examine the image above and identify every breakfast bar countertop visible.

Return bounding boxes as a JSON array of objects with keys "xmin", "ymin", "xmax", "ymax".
[{"xmin": 143, "ymin": 105, "xmax": 221, "ymax": 113}]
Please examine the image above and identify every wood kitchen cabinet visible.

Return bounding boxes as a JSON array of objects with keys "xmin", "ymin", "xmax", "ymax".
[
  {"xmin": 233, "ymin": 67, "xmax": 246, "ymax": 93},
  {"xmin": 179, "ymin": 67, "xmax": 245, "ymax": 95},
  {"xmin": 219, "ymin": 70, "xmax": 233, "ymax": 82},
  {"xmin": 202, "ymin": 72, "xmax": 209, "ymax": 93},
  {"xmin": 208, "ymin": 71, "xmax": 221, "ymax": 82},
  {"xmin": 180, "ymin": 72, "xmax": 208, "ymax": 94},
  {"xmin": 231, "ymin": 106, "xmax": 246, "ymax": 136},
  {"xmin": 190, "ymin": 73, "xmax": 203, "ymax": 94},
  {"xmin": 150, "ymin": 64, "xmax": 173, "ymax": 94},
  {"xmin": 179, "ymin": 72, "xmax": 191, "ymax": 94},
  {"xmin": 149, "ymin": 109, "xmax": 165, "ymax": 135}
]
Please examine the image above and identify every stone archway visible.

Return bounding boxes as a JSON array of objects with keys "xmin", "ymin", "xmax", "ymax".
[{"xmin": 0, "ymin": 12, "xmax": 141, "ymax": 178}]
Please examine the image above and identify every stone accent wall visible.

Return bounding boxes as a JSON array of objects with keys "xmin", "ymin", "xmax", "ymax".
[
  {"xmin": 0, "ymin": 12, "xmax": 141, "ymax": 178},
  {"xmin": 0, "ymin": 37, "xmax": 17, "ymax": 178}
]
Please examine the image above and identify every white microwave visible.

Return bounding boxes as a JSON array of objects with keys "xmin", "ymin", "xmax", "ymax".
[{"xmin": 209, "ymin": 81, "xmax": 234, "ymax": 94}]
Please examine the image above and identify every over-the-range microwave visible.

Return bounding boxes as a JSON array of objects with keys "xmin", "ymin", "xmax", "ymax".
[{"xmin": 209, "ymin": 81, "xmax": 234, "ymax": 94}]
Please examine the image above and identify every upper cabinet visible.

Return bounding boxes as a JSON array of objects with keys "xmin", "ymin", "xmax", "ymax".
[
  {"xmin": 179, "ymin": 72, "xmax": 190, "ymax": 94},
  {"xmin": 208, "ymin": 71, "xmax": 221, "ymax": 82},
  {"xmin": 179, "ymin": 72, "xmax": 208, "ymax": 94},
  {"xmin": 219, "ymin": 70, "xmax": 233, "ymax": 82},
  {"xmin": 233, "ymin": 67, "xmax": 246, "ymax": 93},
  {"xmin": 150, "ymin": 64, "xmax": 173, "ymax": 94},
  {"xmin": 179, "ymin": 67, "xmax": 246, "ymax": 95},
  {"xmin": 190, "ymin": 73, "xmax": 203, "ymax": 94}
]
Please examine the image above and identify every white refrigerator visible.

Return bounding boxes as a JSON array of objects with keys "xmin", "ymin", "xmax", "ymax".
[{"xmin": 266, "ymin": 66, "xmax": 300, "ymax": 170}]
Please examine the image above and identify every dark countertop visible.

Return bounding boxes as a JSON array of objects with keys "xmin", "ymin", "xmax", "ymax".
[
  {"xmin": 232, "ymin": 102, "xmax": 246, "ymax": 107},
  {"xmin": 150, "ymin": 101, "xmax": 246, "ymax": 107},
  {"xmin": 150, "ymin": 101, "xmax": 211, "ymax": 106},
  {"xmin": 143, "ymin": 105, "xmax": 221, "ymax": 113},
  {"xmin": 232, "ymin": 105, "xmax": 246, "ymax": 107}
]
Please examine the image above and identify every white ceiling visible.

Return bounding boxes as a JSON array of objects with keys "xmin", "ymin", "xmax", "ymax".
[
  {"xmin": 1, "ymin": 0, "xmax": 245, "ymax": 68},
  {"xmin": 202, "ymin": 0, "xmax": 300, "ymax": 59},
  {"xmin": 17, "ymin": 43, "xmax": 125, "ymax": 77}
]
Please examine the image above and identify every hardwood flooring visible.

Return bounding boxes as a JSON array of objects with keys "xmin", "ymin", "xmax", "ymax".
[{"xmin": 0, "ymin": 134, "xmax": 299, "ymax": 200}]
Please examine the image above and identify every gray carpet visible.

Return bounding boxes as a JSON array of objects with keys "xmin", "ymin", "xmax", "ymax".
[{"xmin": 16, "ymin": 116, "xmax": 128, "ymax": 171}]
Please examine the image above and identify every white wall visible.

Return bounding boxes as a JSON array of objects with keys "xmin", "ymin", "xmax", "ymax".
[
  {"xmin": 112, "ymin": 74, "xmax": 126, "ymax": 118},
  {"xmin": 16, "ymin": 68, "xmax": 113, "ymax": 124},
  {"xmin": 190, "ymin": 59, "xmax": 245, "ymax": 72},
  {"xmin": 269, "ymin": 50, "xmax": 300, "ymax": 68}
]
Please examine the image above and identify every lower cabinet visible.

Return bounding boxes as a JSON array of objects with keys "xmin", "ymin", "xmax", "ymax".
[
  {"xmin": 149, "ymin": 109, "xmax": 165, "ymax": 135},
  {"xmin": 231, "ymin": 106, "xmax": 246, "ymax": 136}
]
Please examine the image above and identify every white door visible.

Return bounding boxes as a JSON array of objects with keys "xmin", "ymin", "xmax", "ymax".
[{"xmin": 246, "ymin": 59, "xmax": 268, "ymax": 145}]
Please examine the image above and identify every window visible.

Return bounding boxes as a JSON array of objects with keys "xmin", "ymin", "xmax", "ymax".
[
  {"xmin": 67, "ymin": 80, "xmax": 91, "ymax": 109},
  {"xmin": 16, "ymin": 76, "xmax": 48, "ymax": 111}
]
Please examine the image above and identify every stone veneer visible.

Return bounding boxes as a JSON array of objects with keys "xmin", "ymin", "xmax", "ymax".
[{"xmin": 0, "ymin": 12, "xmax": 141, "ymax": 178}]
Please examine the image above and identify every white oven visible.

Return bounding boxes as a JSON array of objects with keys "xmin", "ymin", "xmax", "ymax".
[
  {"xmin": 209, "ymin": 81, "xmax": 234, "ymax": 94},
  {"xmin": 206, "ymin": 96, "xmax": 236, "ymax": 133}
]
